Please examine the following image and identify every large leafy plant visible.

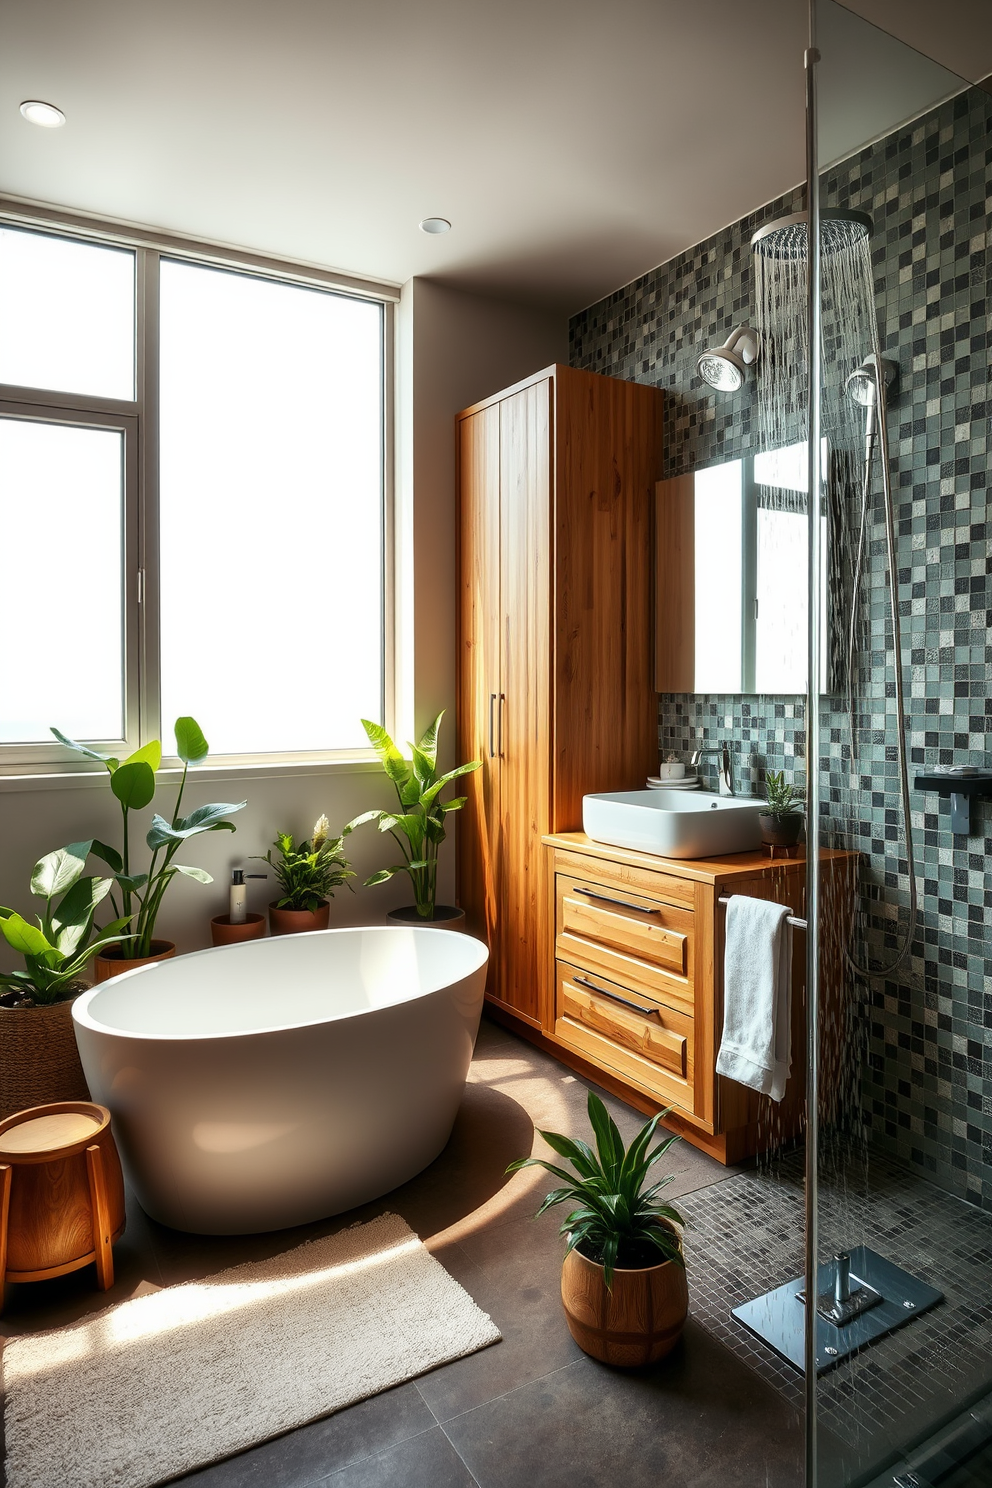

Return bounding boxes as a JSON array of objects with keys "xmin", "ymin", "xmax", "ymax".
[
  {"xmin": 256, "ymin": 815, "xmax": 354, "ymax": 912},
  {"xmin": 0, "ymin": 841, "xmax": 133, "ymax": 1005},
  {"xmin": 507, "ymin": 1090, "xmax": 685, "ymax": 1287},
  {"xmin": 52, "ymin": 717, "xmax": 246, "ymax": 959},
  {"xmin": 347, "ymin": 712, "xmax": 480, "ymax": 919}
]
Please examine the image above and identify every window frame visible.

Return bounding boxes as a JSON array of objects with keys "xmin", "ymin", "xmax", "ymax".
[{"xmin": 0, "ymin": 205, "xmax": 397, "ymax": 778}]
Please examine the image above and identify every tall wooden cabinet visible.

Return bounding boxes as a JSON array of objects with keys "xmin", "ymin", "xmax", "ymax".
[{"xmin": 456, "ymin": 365, "xmax": 665, "ymax": 1031}]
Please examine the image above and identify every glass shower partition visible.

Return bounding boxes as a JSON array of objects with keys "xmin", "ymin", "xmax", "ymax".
[{"xmin": 809, "ymin": 5, "xmax": 992, "ymax": 1486}]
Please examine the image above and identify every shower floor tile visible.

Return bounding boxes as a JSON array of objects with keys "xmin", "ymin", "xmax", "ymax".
[{"xmin": 678, "ymin": 1150, "xmax": 992, "ymax": 1481}]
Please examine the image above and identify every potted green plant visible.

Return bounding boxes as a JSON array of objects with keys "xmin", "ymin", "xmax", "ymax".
[
  {"xmin": 346, "ymin": 712, "xmax": 480, "ymax": 927},
  {"xmin": 52, "ymin": 717, "xmax": 246, "ymax": 978},
  {"xmin": 0, "ymin": 841, "xmax": 133, "ymax": 1117},
  {"xmin": 759, "ymin": 768, "xmax": 805, "ymax": 848},
  {"xmin": 256, "ymin": 815, "xmax": 355, "ymax": 935},
  {"xmin": 507, "ymin": 1090, "xmax": 688, "ymax": 1367}
]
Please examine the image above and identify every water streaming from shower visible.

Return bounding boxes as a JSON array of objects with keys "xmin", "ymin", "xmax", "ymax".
[{"xmin": 751, "ymin": 208, "xmax": 919, "ymax": 982}]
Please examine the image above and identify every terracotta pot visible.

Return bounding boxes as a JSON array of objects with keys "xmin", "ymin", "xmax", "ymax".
[
  {"xmin": 93, "ymin": 941, "xmax": 177, "ymax": 983},
  {"xmin": 758, "ymin": 812, "xmax": 803, "ymax": 847},
  {"xmin": 210, "ymin": 912, "xmax": 266, "ymax": 946},
  {"xmin": 268, "ymin": 901, "xmax": 331, "ymax": 936},
  {"xmin": 386, "ymin": 905, "xmax": 466, "ymax": 931},
  {"xmin": 560, "ymin": 1239, "xmax": 688, "ymax": 1367},
  {"xmin": 0, "ymin": 994, "xmax": 91, "ymax": 1121}
]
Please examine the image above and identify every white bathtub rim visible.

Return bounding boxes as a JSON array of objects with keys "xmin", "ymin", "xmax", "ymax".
[{"xmin": 72, "ymin": 924, "xmax": 489, "ymax": 1043}]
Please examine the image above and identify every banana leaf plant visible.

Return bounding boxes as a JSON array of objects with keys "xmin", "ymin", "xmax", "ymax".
[
  {"xmin": 346, "ymin": 711, "xmax": 480, "ymax": 919},
  {"xmin": 506, "ymin": 1090, "xmax": 686, "ymax": 1288},
  {"xmin": 51, "ymin": 716, "xmax": 246, "ymax": 960}
]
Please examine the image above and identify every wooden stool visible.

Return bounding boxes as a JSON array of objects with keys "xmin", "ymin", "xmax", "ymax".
[{"xmin": 0, "ymin": 1101, "xmax": 126, "ymax": 1312}]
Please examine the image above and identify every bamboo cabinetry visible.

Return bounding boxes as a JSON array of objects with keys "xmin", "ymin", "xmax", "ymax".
[
  {"xmin": 456, "ymin": 365, "xmax": 664, "ymax": 1029},
  {"xmin": 542, "ymin": 834, "xmax": 854, "ymax": 1164}
]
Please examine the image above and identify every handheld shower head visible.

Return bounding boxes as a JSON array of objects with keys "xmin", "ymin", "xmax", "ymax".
[{"xmin": 845, "ymin": 352, "xmax": 898, "ymax": 408}]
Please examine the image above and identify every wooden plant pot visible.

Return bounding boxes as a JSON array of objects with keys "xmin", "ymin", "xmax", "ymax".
[
  {"xmin": 0, "ymin": 996, "xmax": 91, "ymax": 1123},
  {"xmin": 0, "ymin": 1101, "xmax": 126, "ymax": 1307},
  {"xmin": 560, "ymin": 1241, "xmax": 688, "ymax": 1367},
  {"xmin": 94, "ymin": 940, "xmax": 177, "ymax": 983},
  {"xmin": 268, "ymin": 901, "xmax": 331, "ymax": 936},
  {"xmin": 210, "ymin": 912, "xmax": 266, "ymax": 946},
  {"xmin": 386, "ymin": 905, "xmax": 466, "ymax": 931},
  {"xmin": 758, "ymin": 813, "xmax": 803, "ymax": 848}
]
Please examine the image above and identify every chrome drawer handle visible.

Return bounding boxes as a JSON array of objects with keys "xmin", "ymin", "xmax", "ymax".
[
  {"xmin": 572, "ymin": 974, "xmax": 657, "ymax": 1018},
  {"xmin": 577, "ymin": 887, "xmax": 659, "ymax": 916},
  {"xmin": 488, "ymin": 693, "xmax": 497, "ymax": 758}
]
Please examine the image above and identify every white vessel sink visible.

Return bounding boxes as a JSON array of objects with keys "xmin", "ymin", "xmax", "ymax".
[{"xmin": 582, "ymin": 789, "xmax": 764, "ymax": 859}]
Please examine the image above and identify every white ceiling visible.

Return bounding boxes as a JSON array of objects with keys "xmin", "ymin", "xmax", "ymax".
[{"xmin": 1, "ymin": 1, "xmax": 990, "ymax": 315}]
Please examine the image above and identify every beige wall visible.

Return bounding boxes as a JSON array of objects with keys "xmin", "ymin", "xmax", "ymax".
[{"xmin": 0, "ymin": 278, "xmax": 565, "ymax": 963}]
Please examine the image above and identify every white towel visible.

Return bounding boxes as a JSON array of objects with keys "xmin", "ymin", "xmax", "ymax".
[{"xmin": 716, "ymin": 896, "xmax": 793, "ymax": 1102}]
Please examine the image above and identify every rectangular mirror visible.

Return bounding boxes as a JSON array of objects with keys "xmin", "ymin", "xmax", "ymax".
[{"xmin": 655, "ymin": 439, "xmax": 839, "ymax": 695}]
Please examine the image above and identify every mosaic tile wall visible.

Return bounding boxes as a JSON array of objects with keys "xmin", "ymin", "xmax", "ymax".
[{"xmin": 570, "ymin": 85, "xmax": 992, "ymax": 1211}]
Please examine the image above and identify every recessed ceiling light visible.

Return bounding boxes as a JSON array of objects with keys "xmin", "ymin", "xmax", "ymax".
[
  {"xmin": 20, "ymin": 100, "xmax": 66, "ymax": 128},
  {"xmin": 419, "ymin": 217, "xmax": 451, "ymax": 235}
]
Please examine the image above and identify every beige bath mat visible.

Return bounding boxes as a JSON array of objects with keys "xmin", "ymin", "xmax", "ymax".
[{"xmin": 3, "ymin": 1212, "xmax": 500, "ymax": 1488}]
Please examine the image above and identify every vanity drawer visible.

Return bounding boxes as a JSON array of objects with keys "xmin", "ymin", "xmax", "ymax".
[
  {"xmin": 556, "ymin": 875, "xmax": 692, "ymax": 977},
  {"xmin": 554, "ymin": 962, "xmax": 695, "ymax": 1114}
]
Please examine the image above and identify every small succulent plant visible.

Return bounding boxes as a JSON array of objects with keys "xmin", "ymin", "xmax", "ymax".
[{"xmin": 762, "ymin": 769, "xmax": 804, "ymax": 821}]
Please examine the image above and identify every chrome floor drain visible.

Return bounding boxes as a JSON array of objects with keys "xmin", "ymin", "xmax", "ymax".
[{"xmin": 731, "ymin": 1245, "xmax": 943, "ymax": 1375}]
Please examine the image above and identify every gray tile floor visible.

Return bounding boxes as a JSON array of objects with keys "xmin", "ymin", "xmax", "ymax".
[{"xmin": 0, "ymin": 1019, "xmax": 804, "ymax": 1488}]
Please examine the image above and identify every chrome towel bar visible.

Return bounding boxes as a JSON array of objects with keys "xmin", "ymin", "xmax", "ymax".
[{"xmin": 717, "ymin": 894, "xmax": 808, "ymax": 932}]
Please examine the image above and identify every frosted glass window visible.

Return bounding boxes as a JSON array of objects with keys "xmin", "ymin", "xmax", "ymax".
[
  {"xmin": 694, "ymin": 461, "xmax": 743, "ymax": 692},
  {"xmin": 0, "ymin": 419, "xmax": 125, "ymax": 742},
  {"xmin": 0, "ymin": 228, "xmax": 135, "ymax": 400},
  {"xmin": 159, "ymin": 261, "xmax": 383, "ymax": 756}
]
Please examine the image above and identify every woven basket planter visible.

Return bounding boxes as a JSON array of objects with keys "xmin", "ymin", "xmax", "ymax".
[{"xmin": 0, "ymin": 995, "xmax": 90, "ymax": 1123}]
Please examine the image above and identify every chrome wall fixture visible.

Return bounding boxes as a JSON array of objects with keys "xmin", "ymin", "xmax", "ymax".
[{"xmin": 695, "ymin": 323, "xmax": 759, "ymax": 390}]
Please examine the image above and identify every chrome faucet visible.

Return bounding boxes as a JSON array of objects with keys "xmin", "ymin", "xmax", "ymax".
[{"xmin": 691, "ymin": 743, "xmax": 734, "ymax": 796}]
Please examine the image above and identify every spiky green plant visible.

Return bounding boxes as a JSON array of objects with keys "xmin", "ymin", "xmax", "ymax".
[
  {"xmin": 507, "ymin": 1090, "xmax": 685, "ymax": 1288},
  {"xmin": 762, "ymin": 768, "xmax": 804, "ymax": 821}
]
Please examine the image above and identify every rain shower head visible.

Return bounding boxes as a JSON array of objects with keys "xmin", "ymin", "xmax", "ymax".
[
  {"xmin": 846, "ymin": 352, "xmax": 898, "ymax": 407},
  {"xmin": 750, "ymin": 208, "xmax": 873, "ymax": 261},
  {"xmin": 696, "ymin": 323, "xmax": 759, "ymax": 392}
]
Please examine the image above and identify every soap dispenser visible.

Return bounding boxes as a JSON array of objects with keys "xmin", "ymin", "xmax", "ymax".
[{"xmin": 229, "ymin": 868, "xmax": 267, "ymax": 924}]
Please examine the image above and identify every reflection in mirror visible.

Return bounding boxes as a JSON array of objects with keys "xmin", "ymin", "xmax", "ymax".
[{"xmin": 657, "ymin": 440, "xmax": 830, "ymax": 696}]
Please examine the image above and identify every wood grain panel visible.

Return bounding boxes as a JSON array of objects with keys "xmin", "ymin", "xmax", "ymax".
[
  {"xmin": 552, "ymin": 366, "xmax": 664, "ymax": 830},
  {"xmin": 560, "ymin": 980, "xmax": 689, "ymax": 1079},
  {"xmin": 558, "ymin": 878, "xmax": 691, "ymax": 976},
  {"xmin": 456, "ymin": 405, "xmax": 501, "ymax": 985},
  {"xmin": 654, "ymin": 475, "xmax": 696, "ymax": 692},
  {"xmin": 555, "ymin": 928, "xmax": 694, "ymax": 1017},
  {"xmin": 496, "ymin": 379, "xmax": 552, "ymax": 1024}
]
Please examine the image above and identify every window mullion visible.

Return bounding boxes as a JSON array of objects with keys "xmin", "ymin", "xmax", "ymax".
[{"xmin": 138, "ymin": 248, "xmax": 162, "ymax": 751}]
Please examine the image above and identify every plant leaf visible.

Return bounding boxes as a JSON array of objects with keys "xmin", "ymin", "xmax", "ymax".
[
  {"xmin": 90, "ymin": 839, "xmax": 123, "ymax": 873},
  {"xmin": 173, "ymin": 865, "xmax": 213, "ymax": 884},
  {"xmin": 50, "ymin": 728, "xmax": 117, "ymax": 768},
  {"xmin": 344, "ymin": 809, "xmax": 387, "ymax": 833},
  {"xmin": 415, "ymin": 711, "xmax": 443, "ymax": 769},
  {"xmin": 419, "ymin": 760, "xmax": 482, "ymax": 810},
  {"xmin": 30, "ymin": 841, "xmax": 92, "ymax": 900},
  {"xmin": 0, "ymin": 912, "xmax": 54, "ymax": 958},
  {"xmin": 360, "ymin": 719, "xmax": 409, "ymax": 784},
  {"xmin": 174, "ymin": 717, "xmax": 209, "ymax": 765},
  {"xmin": 123, "ymin": 740, "xmax": 162, "ymax": 772},
  {"xmin": 110, "ymin": 760, "xmax": 157, "ymax": 810},
  {"xmin": 440, "ymin": 796, "xmax": 467, "ymax": 813},
  {"xmin": 147, "ymin": 801, "xmax": 246, "ymax": 847},
  {"xmin": 364, "ymin": 866, "xmax": 407, "ymax": 887},
  {"xmin": 51, "ymin": 875, "xmax": 113, "ymax": 935}
]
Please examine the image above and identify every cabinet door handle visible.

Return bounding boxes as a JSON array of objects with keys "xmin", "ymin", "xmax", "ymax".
[
  {"xmin": 578, "ymin": 887, "xmax": 659, "ymax": 916},
  {"xmin": 572, "ymin": 974, "xmax": 658, "ymax": 1018},
  {"xmin": 497, "ymin": 693, "xmax": 505, "ymax": 758},
  {"xmin": 488, "ymin": 693, "xmax": 497, "ymax": 758}
]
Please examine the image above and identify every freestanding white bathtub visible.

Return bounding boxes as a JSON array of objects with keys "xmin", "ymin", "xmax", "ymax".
[{"xmin": 72, "ymin": 926, "xmax": 489, "ymax": 1235}]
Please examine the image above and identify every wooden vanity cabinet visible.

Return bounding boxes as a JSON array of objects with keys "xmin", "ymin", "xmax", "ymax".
[
  {"xmin": 455, "ymin": 366, "xmax": 664, "ymax": 1028},
  {"xmin": 537, "ymin": 834, "xmax": 853, "ymax": 1164}
]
